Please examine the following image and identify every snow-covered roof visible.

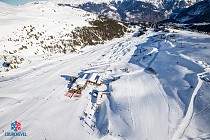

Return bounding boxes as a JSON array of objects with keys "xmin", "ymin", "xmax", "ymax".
[
  {"xmin": 71, "ymin": 78, "xmax": 87, "ymax": 90},
  {"xmin": 88, "ymin": 73, "xmax": 98, "ymax": 83},
  {"xmin": 75, "ymin": 78, "xmax": 87, "ymax": 87}
]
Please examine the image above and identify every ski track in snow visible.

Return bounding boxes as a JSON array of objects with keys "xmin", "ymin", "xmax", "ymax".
[{"xmin": 171, "ymin": 73, "xmax": 204, "ymax": 140}]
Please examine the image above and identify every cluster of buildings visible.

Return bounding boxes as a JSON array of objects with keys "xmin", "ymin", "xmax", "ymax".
[{"xmin": 65, "ymin": 72, "xmax": 102, "ymax": 98}]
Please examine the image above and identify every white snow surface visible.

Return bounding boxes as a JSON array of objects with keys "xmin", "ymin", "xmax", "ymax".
[{"xmin": 1, "ymin": 2, "xmax": 210, "ymax": 140}]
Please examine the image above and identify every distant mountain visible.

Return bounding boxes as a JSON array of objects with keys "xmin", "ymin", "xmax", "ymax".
[
  {"xmin": 159, "ymin": 0, "xmax": 210, "ymax": 33},
  {"xmin": 161, "ymin": 0, "xmax": 199, "ymax": 11},
  {"xmin": 55, "ymin": 0, "xmax": 200, "ymax": 22},
  {"xmin": 167, "ymin": 0, "xmax": 210, "ymax": 23},
  {"xmin": 52, "ymin": 0, "xmax": 198, "ymax": 9},
  {"xmin": 78, "ymin": 1, "xmax": 165, "ymax": 22}
]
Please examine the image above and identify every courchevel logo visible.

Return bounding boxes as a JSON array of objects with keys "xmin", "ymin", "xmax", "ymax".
[{"xmin": 4, "ymin": 121, "xmax": 27, "ymax": 137}]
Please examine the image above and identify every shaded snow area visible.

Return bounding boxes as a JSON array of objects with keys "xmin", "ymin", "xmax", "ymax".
[
  {"xmin": 149, "ymin": 31, "xmax": 210, "ymax": 140},
  {"xmin": 1, "ymin": 2, "xmax": 210, "ymax": 140}
]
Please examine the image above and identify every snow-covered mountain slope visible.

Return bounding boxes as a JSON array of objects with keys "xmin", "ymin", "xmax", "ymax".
[
  {"xmin": 0, "ymin": 1, "xmax": 128, "ymax": 73},
  {"xmin": 1, "ymin": 25, "xmax": 210, "ymax": 139},
  {"xmin": 1, "ymin": 11, "xmax": 210, "ymax": 140},
  {"xmin": 0, "ymin": 1, "xmax": 93, "ymax": 73},
  {"xmin": 148, "ymin": 30, "xmax": 210, "ymax": 139},
  {"xmin": 1, "ymin": 1, "xmax": 210, "ymax": 140}
]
